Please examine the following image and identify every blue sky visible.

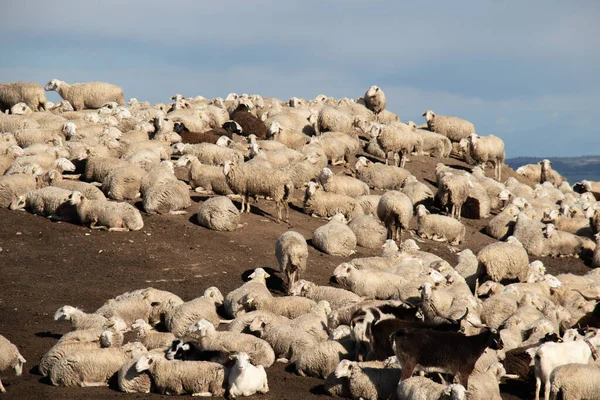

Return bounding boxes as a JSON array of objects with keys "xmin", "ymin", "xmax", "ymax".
[{"xmin": 1, "ymin": 0, "xmax": 599, "ymax": 157}]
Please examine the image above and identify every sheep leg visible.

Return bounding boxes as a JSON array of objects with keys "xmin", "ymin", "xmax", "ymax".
[
  {"xmin": 534, "ymin": 375, "xmax": 541, "ymax": 400},
  {"xmin": 80, "ymin": 381, "xmax": 108, "ymax": 387},
  {"xmin": 108, "ymin": 227, "xmax": 130, "ymax": 232},
  {"xmin": 0, "ymin": 378, "xmax": 5, "ymax": 393},
  {"xmin": 191, "ymin": 392, "xmax": 213, "ymax": 397},
  {"xmin": 544, "ymin": 379, "xmax": 551, "ymax": 400},
  {"xmin": 89, "ymin": 221, "xmax": 108, "ymax": 231},
  {"xmin": 169, "ymin": 210, "xmax": 188, "ymax": 215},
  {"xmin": 431, "ymin": 234, "xmax": 447, "ymax": 242}
]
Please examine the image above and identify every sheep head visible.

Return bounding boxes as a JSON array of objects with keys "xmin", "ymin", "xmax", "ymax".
[
  {"xmin": 189, "ymin": 319, "xmax": 215, "ymax": 336},
  {"xmin": 44, "ymin": 79, "xmax": 61, "ymax": 91},
  {"xmin": 248, "ymin": 267, "xmax": 270, "ymax": 281},
  {"xmin": 54, "ymin": 305, "xmax": 80, "ymax": 321},
  {"xmin": 415, "ymin": 204, "xmax": 429, "ymax": 217},
  {"xmin": 333, "ymin": 263, "xmax": 355, "ymax": 280},
  {"xmin": 203, "ymin": 286, "xmax": 224, "ymax": 306},
  {"xmin": 354, "ymin": 156, "xmax": 369, "ymax": 171},
  {"xmin": 9, "ymin": 195, "xmax": 27, "ymax": 211},
  {"xmin": 421, "ymin": 109, "xmax": 435, "ymax": 122},
  {"xmin": 288, "ymin": 279, "xmax": 309, "ymax": 296},
  {"xmin": 334, "ymin": 359, "xmax": 355, "ymax": 378},
  {"xmin": 268, "ymin": 121, "xmax": 282, "ymax": 137},
  {"xmin": 68, "ymin": 191, "xmax": 84, "ymax": 206}
]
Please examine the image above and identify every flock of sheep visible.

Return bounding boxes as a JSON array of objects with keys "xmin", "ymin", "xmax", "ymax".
[{"xmin": 1, "ymin": 79, "xmax": 600, "ymax": 399}]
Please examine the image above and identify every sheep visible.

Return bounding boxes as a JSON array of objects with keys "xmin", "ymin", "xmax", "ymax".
[
  {"xmin": 176, "ymin": 154, "xmax": 231, "ymax": 195},
  {"xmin": 422, "ymin": 110, "xmax": 475, "ymax": 142},
  {"xmin": 549, "ymin": 363, "xmax": 600, "ymax": 400},
  {"xmin": 309, "ymin": 135, "xmax": 356, "ymax": 166},
  {"xmin": 227, "ymin": 352, "xmax": 269, "ymax": 398},
  {"xmin": 396, "ymin": 376, "xmax": 467, "ymax": 400},
  {"xmin": 291, "ymin": 336, "xmax": 353, "ymax": 378},
  {"xmin": 9, "ymin": 185, "xmax": 74, "ymax": 219},
  {"xmin": 101, "ymin": 165, "xmax": 146, "ymax": 201},
  {"xmin": 248, "ymin": 315, "xmax": 318, "ymax": 362},
  {"xmin": 401, "ymin": 175, "xmax": 434, "ymax": 209},
  {"xmin": 54, "ymin": 305, "xmax": 109, "ymax": 330},
  {"xmin": 0, "ymin": 82, "xmax": 47, "ymax": 112},
  {"xmin": 371, "ymin": 122, "xmax": 421, "ymax": 168},
  {"xmin": 407, "ymin": 121, "xmax": 453, "ymax": 158},
  {"xmin": 534, "ymin": 329, "xmax": 600, "ymax": 400},
  {"xmin": 354, "ymin": 156, "xmax": 412, "ymax": 190},
  {"xmin": 593, "ymin": 233, "xmax": 600, "ymax": 268},
  {"xmin": 117, "ymin": 353, "xmax": 153, "ymax": 394},
  {"xmin": 0, "ymin": 166, "xmax": 43, "ymax": 208},
  {"xmin": 223, "ymin": 160, "xmax": 293, "ymax": 222},
  {"xmin": 241, "ymin": 294, "xmax": 317, "ymax": 319},
  {"xmin": 224, "ymin": 268, "xmax": 273, "ymax": 318},
  {"xmin": 333, "ymin": 263, "xmax": 407, "ymax": 300},
  {"xmin": 437, "ymin": 172, "xmax": 471, "ymax": 220},
  {"xmin": 544, "ymin": 208, "xmax": 592, "ymax": 236},
  {"xmin": 513, "ymin": 212, "xmax": 549, "ymax": 257},
  {"xmin": 319, "ymin": 167, "xmax": 370, "ymax": 197},
  {"xmin": 142, "ymin": 179, "xmax": 191, "ymax": 215},
  {"xmin": 230, "ymin": 103, "xmax": 268, "ymax": 139},
  {"xmin": 188, "ymin": 319, "xmax": 276, "ymax": 367},
  {"xmin": 130, "ymin": 319, "xmax": 176, "ymax": 350},
  {"xmin": 226, "ymin": 310, "xmax": 290, "ymax": 334},
  {"xmin": 466, "ymin": 362, "xmax": 505, "ymax": 400},
  {"xmin": 377, "ymin": 190, "xmax": 413, "ymax": 242},
  {"xmin": 334, "ymin": 359, "xmax": 402, "ymax": 400},
  {"xmin": 174, "ymin": 121, "xmax": 237, "ymax": 144},
  {"xmin": 266, "ymin": 120, "xmax": 310, "ymax": 149},
  {"xmin": 165, "ymin": 287, "xmax": 224, "ymax": 336},
  {"xmin": 415, "ymin": 204, "xmax": 466, "ymax": 246},
  {"xmin": 44, "ymin": 79, "xmax": 124, "ymax": 111},
  {"xmin": 485, "ymin": 203, "xmax": 520, "ymax": 240},
  {"xmin": 312, "ymin": 213, "xmax": 357, "ymax": 257},
  {"xmin": 303, "ymin": 181, "xmax": 363, "ymax": 220},
  {"xmin": 539, "ymin": 159, "xmax": 565, "ymax": 187},
  {"xmin": 363, "ymin": 85, "xmax": 386, "ymax": 121},
  {"xmin": 44, "ymin": 170, "xmax": 106, "ymax": 201},
  {"xmin": 275, "ymin": 231, "xmax": 308, "ymax": 291},
  {"xmin": 356, "ymin": 194, "xmax": 382, "ymax": 217},
  {"xmin": 196, "ymin": 196, "xmax": 241, "ymax": 231},
  {"xmin": 171, "ymin": 140, "xmax": 244, "ymax": 166},
  {"xmin": 476, "ymin": 236, "xmax": 530, "ymax": 289},
  {"xmin": 280, "ymin": 151, "xmax": 322, "ymax": 188},
  {"xmin": 289, "ymin": 280, "xmax": 362, "ymax": 310},
  {"xmin": 68, "ymin": 191, "xmax": 144, "ymax": 231},
  {"xmin": 39, "ymin": 341, "xmax": 102, "ymax": 378},
  {"xmin": 467, "ymin": 133, "xmax": 505, "ymax": 181},
  {"xmin": 0, "ymin": 335, "xmax": 26, "ymax": 393},
  {"xmin": 314, "ymin": 106, "xmax": 355, "ymax": 135},
  {"xmin": 348, "ymin": 214, "xmax": 387, "ymax": 249},
  {"xmin": 135, "ymin": 353, "xmax": 226, "ymax": 396},
  {"xmin": 542, "ymin": 223, "xmax": 584, "ymax": 258},
  {"xmin": 49, "ymin": 342, "xmax": 146, "ymax": 387}
]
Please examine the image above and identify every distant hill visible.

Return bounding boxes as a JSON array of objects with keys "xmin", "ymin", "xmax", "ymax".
[{"xmin": 506, "ymin": 155, "xmax": 600, "ymax": 184}]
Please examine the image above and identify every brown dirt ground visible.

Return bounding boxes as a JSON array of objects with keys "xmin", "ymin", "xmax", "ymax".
[{"xmin": 0, "ymin": 153, "xmax": 593, "ymax": 400}]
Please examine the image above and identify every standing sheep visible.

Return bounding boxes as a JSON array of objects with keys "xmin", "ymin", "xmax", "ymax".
[
  {"xmin": 44, "ymin": 79, "xmax": 125, "ymax": 111},
  {"xmin": 415, "ymin": 204, "xmax": 466, "ymax": 246},
  {"xmin": 196, "ymin": 196, "xmax": 241, "ymax": 231},
  {"xmin": 468, "ymin": 133, "xmax": 505, "ymax": 181},
  {"xmin": 0, "ymin": 82, "xmax": 47, "ymax": 112},
  {"xmin": 476, "ymin": 236, "xmax": 530, "ymax": 290},
  {"xmin": 312, "ymin": 213, "xmax": 357, "ymax": 257},
  {"xmin": 437, "ymin": 172, "xmax": 471, "ymax": 220},
  {"xmin": 0, "ymin": 335, "xmax": 26, "ymax": 393},
  {"xmin": 275, "ymin": 231, "xmax": 308, "ymax": 291},
  {"xmin": 422, "ymin": 110, "xmax": 475, "ymax": 143},
  {"xmin": 377, "ymin": 191, "xmax": 413, "ymax": 242},
  {"xmin": 363, "ymin": 85, "xmax": 386, "ymax": 121}
]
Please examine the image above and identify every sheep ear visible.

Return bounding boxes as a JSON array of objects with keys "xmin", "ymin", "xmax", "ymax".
[
  {"xmin": 442, "ymin": 387, "xmax": 452, "ymax": 396},
  {"xmin": 147, "ymin": 358, "xmax": 154, "ymax": 365}
]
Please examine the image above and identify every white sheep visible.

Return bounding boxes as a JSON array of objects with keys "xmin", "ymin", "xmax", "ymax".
[
  {"xmin": 422, "ymin": 110, "xmax": 475, "ymax": 142},
  {"xmin": 348, "ymin": 214, "xmax": 387, "ymax": 249},
  {"xmin": 0, "ymin": 166, "xmax": 43, "ymax": 208},
  {"xmin": 68, "ymin": 191, "xmax": 144, "ymax": 231},
  {"xmin": 289, "ymin": 280, "xmax": 362, "ymax": 310},
  {"xmin": 248, "ymin": 314, "xmax": 317, "ymax": 362},
  {"xmin": 0, "ymin": 81, "xmax": 47, "ymax": 111},
  {"xmin": 275, "ymin": 231, "xmax": 308, "ymax": 290},
  {"xmin": 401, "ymin": 175, "xmax": 434, "ymax": 209},
  {"xmin": 542, "ymin": 223, "xmax": 584, "ymax": 258},
  {"xmin": 303, "ymin": 181, "xmax": 363, "ymax": 219},
  {"xmin": 0, "ymin": 335, "xmax": 26, "ymax": 393},
  {"xmin": 117, "ymin": 352, "xmax": 153, "ymax": 394},
  {"xmin": 319, "ymin": 167, "xmax": 370, "ymax": 197},
  {"xmin": 334, "ymin": 359, "xmax": 402, "ymax": 400},
  {"xmin": 130, "ymin": 319, "xmax": 176, "ymax": 350},
  {"xmin": 333, "ymin": 263, "xmax": 406, "ymax": 300},
  {"xmin": 355, "ymin": 156, "xmax": 412, "ymax": 190},
  {"xmin": 437, "ymin": 171, "xmax": 471, "ymax": 220},
  {"xmin": 143, "ymin": 179, "xmax": 191, "ymax": 215},
  {"xmin": 377, "ymin": 190, "xmax": 413, "ymax": 242},
  {"xmin": 309, "ymin": 134, "xmax": 358, "ymax": 166},
  {"xmin": 312, "ymin": 213, "xmax": 357, "ymax": 257},
  {"xmin": 292, "ymin": 336, "xmax": 353, "ymax": 378},
  {"xmin": 176, "ymin": 154, "xmax": 232, "ymax": 195},
  {"xmin": 44, "ymin": 79, "xmax": 124, "ymax": 111},
  {"xmin": 371, "ymin": 123, "xmax": 421, "ymax": 168},
  {"xmin": 415, "ymin": 204, "xmax": 466, "ymax": 246},
  {"xmin": 49, "ymin": 342, "xmax": 146, "ymax": 387},
  {"xmin": 9, "ymin": 186, "xmax": 73, "ymax": 218},
  {"xmin": 356, "ymin": 194, "xmax": 382, "ymax": 217},
  {"xmin": 227, "ymin": 352, "xmax": 269, "ymax": 398},
  {"xmin": 102, "ymin": 165, "xmax": 146, "ymax": 201},
  {"xmin": 241, "ymin": 294, "xmax": 317, "ymax": 320},
  {"xmin": 135, "ymin": 352, "xmax": 226, "ymax": 396},
  {"xmin": 476, "ymin": 236, "xmax": 530, "ymax": 290},
  {"xmin": 54, "ymin": 305, "xmax": 109, "ymax": 330},
  {"xmin": 172, "ymin": 140, "xmax": 244, "ymax": 166},
  {"xmin": 223, "ymin": 160, "xmax": 293, "ymax": 221},
  {"xmin": 539, "ymin": 159, "xmax": 565, "ymax": 187},
  {"xmin": 44, "ymin": 170, "xmax": 106, "ymax": 201},
  {"xmin": 485, "ymin": 203, "xmax": 520, "ymax": 240},
  {"xmin": 165, "ymin": 287, "xmax": 224, "ymax": 336},
  {"xmin": 196, "ymin": 196, "xmax": 241, "ymax": 231},
  {"xmin": 224, "ymin": 268, "xmax": 273, "ymax": 318},
  {"xmin": 363, "ymin": 85, "xmax": 386, "ymax": 121},
  {"xmin": 468, "ymin": 133, "xmax": 506, "ymax": 181},
  {"xmin": 549, "ymin": 363, "xmax": 600, "ymax": 400},
  {"xmin": 397, "ymin": 376, "xmax": 467, "ymax": 400}
]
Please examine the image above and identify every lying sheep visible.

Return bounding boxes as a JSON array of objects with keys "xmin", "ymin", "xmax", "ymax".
[
  {"xmin": 228, "ymin": 352, "xmax": 269, "ymax": 398},
  {"xmin": 416, "ymin": 204, "xmax": 466, "ymax": 246},
  {"xmin": 131, "ymin": 319, "xmax": 176, "ymax": 350},
  {"xmin": 102, "ymin": 165, "xmax": 146, "ymax": 201},
  {"xmin": 401, "ymin": 175, "xmax": 434, "ymax": 209},
  {"xmin": 377, "ymin": 190, "xmax": 413, "ymax": 242},
  {"xmin": 355, "ymin": 156, "xmax": 411, "ymax": 190},
  {"xmin": 117, "ymin": 353, "xmax": 153, "ymax": 394},
  {"xmin": 69, "ymin": 191, "xmax": 144, "ymax": 231},
  {"xmin": 9, "ymin": 186, "xmax": 74, "ymax": 219},
  {"xmin": 476, "ymin": 236, "xmax": 530, "ymax": 289},
  {"xmin": 348, "ymin": 214, "xmax": 387, "ymax": 249},
  {"xmin": 49, "ymin": 342, "xmax": 146, "ymax": 387},
  {"xmin": 485, "ymin": 204, "xmax": 519, "ymax": 240},
  {"xmin": 248, "ymin": 315, "xmax": 318, "ymax": 362},
  {"xmin": 312, "ymin": 213, "xmax": 357, "ymax": 257},
  {"xmin": 45, "ymin": 170, "xmax": 106, "ymax": 201},
  {"xmin": 0, "ymin": 82, "xmax": 47, "ymax": 112},
  {"xmin": 0, "ymin": 166, "xmax": 43, "ymax": 208},
  {"xmin": 292, "ymin": 336, "xmax": 353, "ymax": 378},
  {"xmin": 39, "ymin": 341, "xmax": 103, "ymax": 378},
  {"xmin": 397, "ymin": 376, "xmax": 467, "ymax": 400},
  {"xmin": 223, "ymin": 160, "xmax": 293, "ymax": 222},
  {"xmin": 45, "ymin": 79, "xmax": 125, "ymax": 111},
  {"xmin": 165, "ymin": 287, "xmax": 224, "ymax": 336},
  {"xmin": 0, "ymin": 335, "xmax": 26, "ymax": 393},
  {"xmin": 333, "ymin": 263, "xmax": 406, "ymax": 300},
  {"xmin": 176, "ymin": 154, "xmax": 232, "ymax": 195},
  {"xmin": 468, "ymin": 133, "xmax": 506, "ymax": 181},
  {"xmin": 135, "ymin": 353, "xmax": 226, "ymax": 396},
  {"xmin": 319, "ymin": 167, "xmax": 370, "ymax": 197},
  {"xmin": 196, "ymin": 196, "xmax": 241, "ymax": 231},
  {"xmin": 143, "ymin": 179, "xmax": 191, "ymax": 215},
  {"xmin": 422, "ymin": 110, "xmax": 475, "ymax": 143},
  {"xmin": 226, "ymin": 310, "xmax": 290, "ymax": 334},
  {"xmin": 304, "ymin": 181, "xmax": 363, "ymax": 219},
  {"xmin": 549, "ymin": 363, "xmax": 600, "ymax": 400},
  {"xmin": 276, "ymin": 231, "xmax": 308, "ymax": 290},
  {"xmin": 334, "ymin": 359, "xmax": 402, "ymax": 400},
  {"xmin": 171, "ymin": 140, "xmax": 244, "ymax": 166},
  {"xmin": 241, "ymin": 294, "xmax": 316, "ymax": 319},
  {"xmin": 289, "ymin": 280, "xmax": 362, "ymax": 310},
  {"xmin": 224, "ymin": 268, "xmax": 273, "ymax": 318},
  {"xmin": 542, "ymin": 223, "xmax": 584, "ymax": 258},
  {"xmin": 54, "ymin": 305, "xmax": 109, "ymax": 330}
]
